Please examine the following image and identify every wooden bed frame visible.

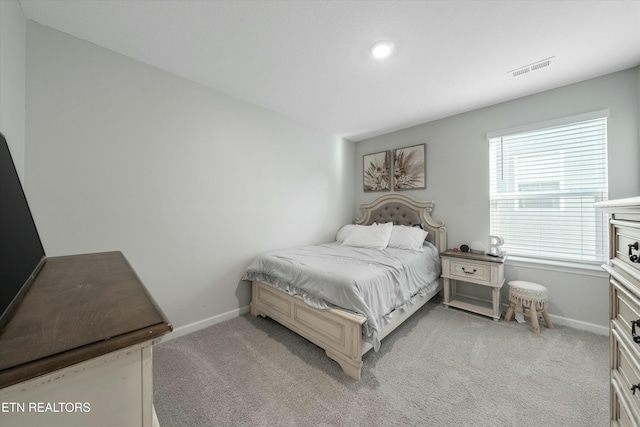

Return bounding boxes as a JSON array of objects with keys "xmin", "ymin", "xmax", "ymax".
[{"xmin": 250, "ymin": 194, "xmax": 447, "ymax": 380}]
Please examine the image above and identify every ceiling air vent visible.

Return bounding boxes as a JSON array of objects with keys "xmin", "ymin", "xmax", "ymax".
[{"xmin": 509, "ymin": 56, "xmax": 555, "ymax": 78}]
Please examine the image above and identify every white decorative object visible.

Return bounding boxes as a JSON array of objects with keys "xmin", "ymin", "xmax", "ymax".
[
  {"xmin": 469, "ymin": 241, "xmax": 485, "ymax": 254},
  {"xmin": 488, "ymin": 235, "xmax": 505, "ymax": 256}
]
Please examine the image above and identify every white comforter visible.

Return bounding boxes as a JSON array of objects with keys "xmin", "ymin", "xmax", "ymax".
[{"xmin": 242, "ymin": 241, "xmax": 441, "ymax": 350}]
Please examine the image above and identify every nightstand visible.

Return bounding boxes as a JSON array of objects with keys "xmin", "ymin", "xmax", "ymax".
[{"xmin": 440, "ymin": 250, "xmax": 506, "ymax": 321}]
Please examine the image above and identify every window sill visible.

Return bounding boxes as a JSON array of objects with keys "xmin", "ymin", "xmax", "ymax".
[{"xmin": 505, "ymin": 255, "xmax": 608, "ymax": 278}]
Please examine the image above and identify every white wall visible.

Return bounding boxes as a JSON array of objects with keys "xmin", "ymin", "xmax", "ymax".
[
  {"xmin": 355, "ymin": 67, "xmax": 640, "ymax": 333},
  {"xmin": 0, "ymin": 0, "xmax": 26, "ymax": 181},
  {"xmin": 25, "ymin": 22, "xmax": 355, "ymax": 334},
  {"xmin": 18, "ymin": 14, "xmax": 639, "ymax": 336}
]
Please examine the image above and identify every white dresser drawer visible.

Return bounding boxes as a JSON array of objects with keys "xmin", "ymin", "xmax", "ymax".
[
  {"xmin": 612, "ymin": 276, "xmax": 640, "ymax": 342},
  {"xmin": 612, "ymin": 325, "xmax": 640, "ymax": 408},
  {"xmin": 612, "ymin": 371, "xmax": 640, "ymax": 427},
  {"xmin": 613, "ymin": 220, "xmax": 640, "ymax": 274}
]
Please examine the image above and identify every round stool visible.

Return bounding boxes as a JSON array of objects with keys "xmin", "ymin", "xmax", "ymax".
[{"xmin": 504, "ymin": 281, "xmax": 554, "ymax": 334}]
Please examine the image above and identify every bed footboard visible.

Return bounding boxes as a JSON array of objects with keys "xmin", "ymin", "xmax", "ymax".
[
  {"xmin": 250, "ymin": 280, "xmax": 367, "ymax": 380},
  {"xmin": 251, "ymin": 279, "xmax": 442, "ymax": 380}
]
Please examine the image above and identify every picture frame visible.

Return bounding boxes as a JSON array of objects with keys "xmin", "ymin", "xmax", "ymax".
[
  {"xmin": 393, "ymin": 144, "xmax": 426, "ymax": 190},
  {"xmin": 363, "ymin": 150, "xmax": 390, "ymax": 192}
]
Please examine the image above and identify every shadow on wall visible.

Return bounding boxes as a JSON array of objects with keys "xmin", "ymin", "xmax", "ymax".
[{"xmin": 236, "ymin": 279, "xmax": 252, "ymax": 308}]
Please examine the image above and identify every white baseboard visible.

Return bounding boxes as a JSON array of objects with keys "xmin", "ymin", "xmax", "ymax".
[
  {"xmin": 453, "ymin": 295, "xmax": 609, "ymax": 336},
  {"xmin": 157, "ymin": 301, "xmax": 608, "ymax": 344},
  {"xmin": 158, "ymin": 305, "xmax": 251, "ymax": 343},
  {"xmin": 494, "ymin": 300, "xmax": 608, "ymax": 336},
  {"xmin": 546, "ymin": 313, "xmax": 608, "ymax": 336}
]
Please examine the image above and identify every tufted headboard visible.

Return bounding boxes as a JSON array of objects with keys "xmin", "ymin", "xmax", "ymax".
[{"xmin": 355, "ymin": 194, "xmax": 447, "ymax": 253}]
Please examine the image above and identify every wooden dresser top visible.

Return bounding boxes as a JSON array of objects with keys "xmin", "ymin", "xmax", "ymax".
[{"xmin": 0, "ymin": 251, "xmax": 172, "ymax": 388}]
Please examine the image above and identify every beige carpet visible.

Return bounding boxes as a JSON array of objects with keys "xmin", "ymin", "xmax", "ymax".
[{"xmin": 153, "ymin": 299, "xmax": 608, "ymax": 426}]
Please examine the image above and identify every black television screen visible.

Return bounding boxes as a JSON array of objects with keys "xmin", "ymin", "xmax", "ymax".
[{"xmin": 0, "ymin": 132, "xmax": 46, "ymax": 333}]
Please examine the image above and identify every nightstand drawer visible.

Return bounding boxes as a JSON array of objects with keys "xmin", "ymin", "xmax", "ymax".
[{"xmin": 447, "ymin": 260, "xmax": 492, "ymax": 285}]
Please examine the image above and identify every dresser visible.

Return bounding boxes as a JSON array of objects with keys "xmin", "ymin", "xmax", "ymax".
[
  {"xmin": 597, "ymin": 197, "xmax": 640, "ymax": 426},
  {"xmin": 0, "ymin": 251, "xmax": 172, "ymax": 427}
]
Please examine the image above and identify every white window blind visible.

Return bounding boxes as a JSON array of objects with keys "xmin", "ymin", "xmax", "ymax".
[{"xmin": 488, "ymin": 112, "xmax": 608, "ymax": 264}]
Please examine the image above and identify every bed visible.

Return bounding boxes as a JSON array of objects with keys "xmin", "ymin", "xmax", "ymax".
[{"xmin": 243, "ymin": 194, "xmax": 447, "ymax": 380}]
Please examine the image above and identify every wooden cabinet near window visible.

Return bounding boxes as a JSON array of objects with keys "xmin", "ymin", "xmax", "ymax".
[{"xmin": 597, "ymin": 197, "xmax": 640, "ymax": 426}]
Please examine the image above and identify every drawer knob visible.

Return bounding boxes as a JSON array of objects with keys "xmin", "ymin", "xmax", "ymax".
[
  {"xmin": 632, "ymin": 319, "xmax": 640, "ymax": 344},
  {"xmin": 632, "ymin": 384, "xmax": 640, "ymax": 396},
  {"xmin": 628, "ymin": 242, "xmax": 640, "ymax": 263},
  {"xmin": 462, "ymin": 267, "xmax": 477, "ymax": 275}
]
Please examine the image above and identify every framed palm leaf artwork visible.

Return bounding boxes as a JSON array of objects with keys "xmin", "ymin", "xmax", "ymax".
[
  {"xmin": 363, "ymin": 151, "xmax": 390, "ymax": 192},
  {"xmin": 393, "ymin": 144, "xmax": 426, "ymax": 190}
]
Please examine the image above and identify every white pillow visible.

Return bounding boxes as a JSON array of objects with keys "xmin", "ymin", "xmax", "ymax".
[
  {"xmin": 342, "ymin": 222, "xmax": 393, "ymax": 249},
  {"xmin": 336, "ymin": 224, "xmax": 357, "ymax": 242},
  {"xmin": 388, "ymin": 225, "xmax": 428, "ymax": 252}
]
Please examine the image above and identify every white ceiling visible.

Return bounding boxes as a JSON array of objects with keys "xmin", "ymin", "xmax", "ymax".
[{"xmin": 19, "ymin": 0, "xmax": 640, "ymax": 142}]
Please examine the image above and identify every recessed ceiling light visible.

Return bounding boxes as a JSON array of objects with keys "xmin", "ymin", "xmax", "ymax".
[{"xmin": 370, "ymin": 41, "xmax": 394, "ymax": 60}]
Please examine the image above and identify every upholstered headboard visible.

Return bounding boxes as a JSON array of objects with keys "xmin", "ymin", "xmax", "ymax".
[{"xmin": 355, "ymin": 194, "xmax": 447, "ymax": 253}]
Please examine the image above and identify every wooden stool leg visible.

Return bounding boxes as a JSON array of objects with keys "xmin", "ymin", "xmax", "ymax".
[
  {"xmin": 529, "ymin": 302, "xmax": 540, "ymax": 334},
  {"xmin": 504, "ymin": 302, "xmax": 515, "ymax": 322},
  {"xmin": 542, "ymin": 308, "xmax": 554, "ymax": 329}
]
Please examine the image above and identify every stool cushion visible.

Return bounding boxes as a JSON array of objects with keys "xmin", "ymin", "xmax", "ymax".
[{"xmin": 508, "ymin": 281, "xmax": 549, "ymax": 308}]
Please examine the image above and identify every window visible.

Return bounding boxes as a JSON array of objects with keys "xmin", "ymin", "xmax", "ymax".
[
  {"xmin": 515, "ymin": 151, "xmax": 564, "ymax": 210},
  {"xmin": 488, "ymin": 111, "xmax": 609, "ymax": 264}
]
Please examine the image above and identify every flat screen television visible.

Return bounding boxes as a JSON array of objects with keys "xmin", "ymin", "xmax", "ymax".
[{"xmin": 0, "ymin": 132, "xmax": 46, "ymax": 333}]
